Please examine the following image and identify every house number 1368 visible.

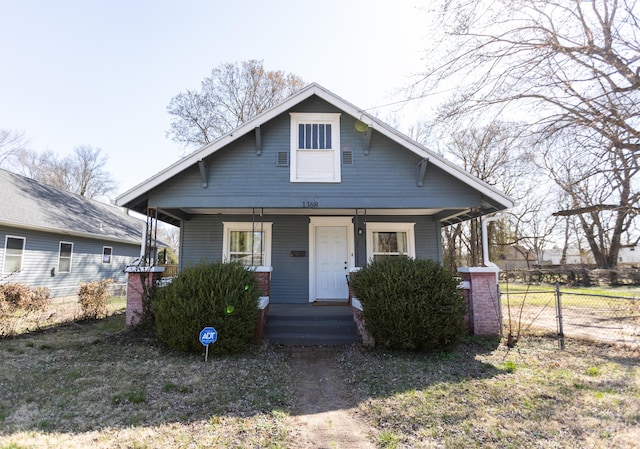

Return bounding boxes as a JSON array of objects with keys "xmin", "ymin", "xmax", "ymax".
[{"xmin": 302, "ymin": 201, "xmax": 319, "ymax": 208}]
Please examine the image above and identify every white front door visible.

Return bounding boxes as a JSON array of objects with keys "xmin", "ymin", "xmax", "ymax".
[{"xmin": 315, "ymin": 225, "xmax": 349, "ymax": 300}]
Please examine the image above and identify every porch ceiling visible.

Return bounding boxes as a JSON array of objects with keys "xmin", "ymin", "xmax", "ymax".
[{"xmin": 179, "ymin": 207, "xmax": 445, "ymax": 216}]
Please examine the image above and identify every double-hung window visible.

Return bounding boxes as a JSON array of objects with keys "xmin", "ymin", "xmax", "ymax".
[
  {"xmin": 58, "ymin": 242, "xmax": 73, "ymax": 273},
  {"xmin": 102, "ymin": 246, "xmax": 112, "ymax": 264},
  {"xmin": 290, "ymin": 113, "xmax": 341, "ymax": 183},
  {"xmin": 3, "ymin": 236, "xmax": 25, "ymax": 274},
  {"xmin": 222, "ymin": 222, "xmax": 272, "ymax": 267},
  {"xmin": 366, "ymin": 223, "xmax": 416, "ymax": 261}
]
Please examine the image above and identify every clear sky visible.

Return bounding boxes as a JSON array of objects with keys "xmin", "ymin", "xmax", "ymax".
[{"xmin": 0, "ymin": 0, "xmax": 430, "ymax": 198}]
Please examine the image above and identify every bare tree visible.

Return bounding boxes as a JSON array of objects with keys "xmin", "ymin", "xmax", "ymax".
[
  {"xmin": 167, "ymin": 60, "xmax": 305, "ymax": 151},
  {"xmin": 434, "ymin": 121, "xmax": 539, "ymax": 268},
  {"xmin": 546, "ymin": 131, "xmax": 640, "ymax": 267},
  {"xmin": 417, "ymin": 0, "xmax": 640, "ymax": 268},
  {"xmin": 69, "ymin": 145, "xmax": 115, "ymax": 199},
  {"xmin": 13, "ymin": 145, "xmax": 115, "ymax": 200},
  {"xmin": 0, "ymin": 129, "xmax": 29, "ymax": 169}
]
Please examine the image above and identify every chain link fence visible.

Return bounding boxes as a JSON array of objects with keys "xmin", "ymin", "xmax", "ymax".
[{"xmin": 501, "ymin": 284, "xmax": 640, "ymax": 349}]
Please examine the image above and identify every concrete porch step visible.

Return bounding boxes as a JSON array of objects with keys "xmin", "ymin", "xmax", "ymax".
[{"xmin": 265, "ymin": 303, "xmax": 359, "ymax": 346}]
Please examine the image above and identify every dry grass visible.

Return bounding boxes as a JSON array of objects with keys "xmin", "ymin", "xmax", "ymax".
[
  {"xmin": 1, "ymin": 305, "xmax": 638, "ymax": 448},
  {"xmin": 341, "ymin": 337, "xmax": 640, "ymax": 448},
  {"xmin": 0, "ymin": 295, "xmax": 126, "ymax": 337},
  {"xmin": 0, "ymin": 314, "xmax": 291, "ymax": 449}
]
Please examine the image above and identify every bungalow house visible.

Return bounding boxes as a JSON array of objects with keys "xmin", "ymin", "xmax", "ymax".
[
  {"xmin": 116, "ymin": 83, "xmax": 514, "ymax": 338},
  {"xmin": 0, "ymin": 169, "xmax": 144, "ymax": 298}
]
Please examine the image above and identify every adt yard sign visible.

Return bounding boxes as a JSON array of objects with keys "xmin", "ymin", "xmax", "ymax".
[
  {"xmin": 199, "ymin": 326, "xmax": 217, "ymax": 362},
  {"xmin": 200, "ymin": 327, "xmax": 217, "ymax": 345}
]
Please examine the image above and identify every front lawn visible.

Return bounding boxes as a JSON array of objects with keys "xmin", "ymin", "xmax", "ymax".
[
  {"xmin": 343, "ymin": 337, "xmax": 639, "ymax": 448},
  {"xmin": 0, "ymin": 314, "xmax": 638, "ymax": 448}
]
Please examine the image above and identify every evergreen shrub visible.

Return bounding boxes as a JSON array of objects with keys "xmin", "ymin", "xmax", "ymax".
[
  {"xmin": 153, "ymin": 262, "xmax": 260, "ymax": 354},
  {"xmin": 351, "ymin": 256, "xmax": 466, "ymax": 351}
]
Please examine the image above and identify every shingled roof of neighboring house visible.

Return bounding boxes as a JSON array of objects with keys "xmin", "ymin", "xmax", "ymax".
[{"xmin": 0, "ymin": 168, "xmax": 144, "ymax": 245}]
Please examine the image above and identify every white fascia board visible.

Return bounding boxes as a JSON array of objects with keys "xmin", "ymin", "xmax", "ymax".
[
  {"xmin": 116, "ymin": 83, "xmax": 515, "ymax": 210},
  {"xmin": 304, "ymin": 85, "xmax": 516, "ymax": 209},
  {"xmin": 116, "ymin": 84, "xmax": 324, "ymax": 207}
]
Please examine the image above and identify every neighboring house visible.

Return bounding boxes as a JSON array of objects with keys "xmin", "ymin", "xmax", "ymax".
[
  {"xmin": 0, "ymin": 169, "xmax": 144, "ymax": 297},
  {"xmin": 540, "ymin": 246, "xmax": 595, "ymax": 267},
  {"xmin": 496, "ymin": 245, "xmax": 537, "ymax": 270},
  {"xmin": 116, "ymin": 83, "xmax": 514, "ymax": 305},
  {"xmin": 617, "ymin": 246, "xmax": 640, "ymax": 266}
]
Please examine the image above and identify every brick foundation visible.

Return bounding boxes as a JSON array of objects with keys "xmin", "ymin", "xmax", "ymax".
[
  {"xmin": 254, "ymin": 302, "xmax": 269, "ymax": 343},
  {"xmin": 252, "ymin": 268, "xmax": 271, "ymax": 297},
  {"xmin": 351, "ymin": 301, "xmax": 375, "ymax": 347}
]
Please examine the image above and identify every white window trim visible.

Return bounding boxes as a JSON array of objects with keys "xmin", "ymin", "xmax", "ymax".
[
  {"xmin": 222, "ymin": 222, "xmax": 273, "ymax": 267},
  {"xmin": 58, "ymin": 241, "xmax": 74, "ymax": 273},
  {"xmin": 290, "ymin": 112, "xmax": 342, "ymax": 183},
  {"xmin": 102, "ymin": 246, "xmax": 113, "ymax": 264},
  {"xmin": 366, "ymin": 222, "xmax": 416, "ymax": 261},
  {"xmin": 2, "ymin": 235, "xmax": 26, "ymax": 274}
]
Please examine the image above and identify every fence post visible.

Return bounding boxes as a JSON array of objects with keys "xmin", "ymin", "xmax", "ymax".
[{"xmin": 555, "ymin": 282, "xmax": 565, "ymax": 350}]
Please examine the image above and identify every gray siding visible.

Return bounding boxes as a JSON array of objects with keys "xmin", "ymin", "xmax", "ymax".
[
  {"xmin": 179, "ymin": 214, "xmax": 441, "ymax": 304},
  {"xmin": 148, "ymin": 97, "xmax": 482, "ymax": 211},
  {"xmin": 0, "ymin": 225, "xmax": 140, "ymax": 297}
]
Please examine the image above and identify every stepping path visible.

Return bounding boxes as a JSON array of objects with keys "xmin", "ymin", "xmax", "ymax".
[{"xmin": 284, "ymin": 347, "xmax": 376, "ymax": 449}]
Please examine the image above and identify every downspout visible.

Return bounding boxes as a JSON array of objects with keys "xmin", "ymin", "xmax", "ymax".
[{"xmin": 481, "ymin": 212, "xmax": 503, "ymax": 269}]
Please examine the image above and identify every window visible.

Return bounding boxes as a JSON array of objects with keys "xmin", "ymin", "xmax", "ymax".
[
  {"xmin": 366, "ymin": 223, "xmax": 416, "ymax": 261},
  {"xmin": 290, "ymin": 113, "xmax": 341, "ymax": 183},
  {"xmin": 102, "ymin": 246, "xmax": 112, "ymax": 264},
  {"xmin": 3, "ymin": 236, "xmax": 25, "ymax": 274},
  {"xmin": 222, "ymin": 222, "xmax": 272, "ymax": 267},
  {"xmin": 58, "ymin": 242, "xmax": 73, "ymax": 273}
]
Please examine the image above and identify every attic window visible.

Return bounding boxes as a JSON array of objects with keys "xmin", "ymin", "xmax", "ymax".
[{"xmin": 290, "ymin": 113, "xmax": 341, "ymax": 183}]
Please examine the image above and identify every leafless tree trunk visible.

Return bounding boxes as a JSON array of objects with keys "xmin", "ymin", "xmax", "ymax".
[{"xmin": 417, "ymin": 0, "xmax": 640, "ymax": 269}]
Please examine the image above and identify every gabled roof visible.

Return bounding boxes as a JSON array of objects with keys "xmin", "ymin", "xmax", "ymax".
[
  {"xmin": 0, "ymin": 168, "xmax": 144, "ymax": 245},
  {"xmin": 116, "ymin": 83, "xmax": 515, "ymax": 220}
]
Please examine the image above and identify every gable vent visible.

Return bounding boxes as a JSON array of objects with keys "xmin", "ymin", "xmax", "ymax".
[
  {"xmin": 276, "ymin": 151, "xmax": 289, "ymax": 167},
  {"xmin": 342, "ymin": 149, "xmax": 353, "ymax": 165}
]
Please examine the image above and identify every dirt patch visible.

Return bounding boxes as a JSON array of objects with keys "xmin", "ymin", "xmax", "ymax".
[{"xmin": 283, "ymin": 347, "xmax": 376, "ymax": 449}]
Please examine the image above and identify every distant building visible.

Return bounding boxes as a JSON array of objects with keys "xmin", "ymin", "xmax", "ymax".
[
  {"xmin": 617, "ymin": 245, "xmax": 640, "ymax": 266},
  {"xmin": 495, "ymin": 245, "xmax": 536, "ymax": 270},
  {"xmin": 540, "ymin": 246, "xmax": 593, "ymax": 266}
]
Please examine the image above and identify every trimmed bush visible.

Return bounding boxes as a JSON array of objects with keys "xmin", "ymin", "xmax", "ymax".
[
  {"xmin": 0, "ymin": 283, "xmax": 50, "ymax": 313},
  {"xmin": 153, "ymin": 262, "xmax": 260, "ymax": 354},
  {"xmin": 351, "ymin": 257, "xmax": 466, "ymax": 351},
  {"xmin": 78, "ymin": 279, "xmax": 113, "ymax": 319}
]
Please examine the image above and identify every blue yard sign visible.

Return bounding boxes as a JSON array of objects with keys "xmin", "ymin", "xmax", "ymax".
[{"xmin": 199, "ymin": 326, "xmax": 217, "ymax": 362}]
